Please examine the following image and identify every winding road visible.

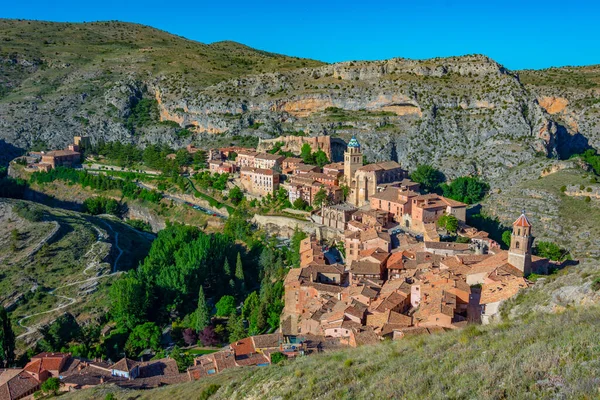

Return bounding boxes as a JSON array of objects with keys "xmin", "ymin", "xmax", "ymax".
[{"xmin": 16, "ymin": 217, "xmax": 124, "ymax": 338}]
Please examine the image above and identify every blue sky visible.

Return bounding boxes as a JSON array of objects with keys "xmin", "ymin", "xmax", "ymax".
[{"xmin": 2, "ymin": 0, "xmax": 599, "ymax": 70}]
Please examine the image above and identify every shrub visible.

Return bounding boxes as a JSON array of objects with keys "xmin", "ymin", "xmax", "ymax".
[
  {"xmin": 13, "ymin": 202, "xmax": 43, "ymax": 222},
  {"xmin": 271, "ymin": 352, "xmax": 286, "ymax": 365},
  {"xmin": 592, "ymin": 277, "xmax": 600, "ymax": 291},
  {"xmin": 344, "ymin": 359, "xmax": 354, "ymax": 367},
  {"xmin": 199, "ymin": 384, "xmax": 221, "ymax": 400}
]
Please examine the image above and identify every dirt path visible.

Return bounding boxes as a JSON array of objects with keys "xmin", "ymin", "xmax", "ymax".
[
  {"xmin": 17, "ymin": 217, "xmax": 124, "ymax": 338},
  {"xmin": 16, "ymin": 294, "xmax": 77, "ymax": 339}
]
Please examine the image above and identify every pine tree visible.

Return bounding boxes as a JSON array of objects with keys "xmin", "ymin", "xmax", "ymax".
[
  {"xmin": 223, "ymin": 258, "xmax": 231, "ymax": 277},
  {"xmin": 0, "ymin": 307, "xmax": 15, "ymax": 368},
  {"xmin": 235, "ymin": 253, "xmax": 245, "ymax": 292},
  {"xmin": 195, "ymin": 286, "xmax": 210, "ymax": 332}
]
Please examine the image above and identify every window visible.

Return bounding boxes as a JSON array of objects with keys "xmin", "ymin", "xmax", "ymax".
[{"xmin": 515, "ymin": 242, "xmax": 520, "ymax": 249}]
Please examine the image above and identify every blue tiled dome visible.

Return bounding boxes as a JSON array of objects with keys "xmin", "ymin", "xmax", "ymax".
[{"xmin": 348, "ymin": 136, "xmax": 360, "ymax": 148}]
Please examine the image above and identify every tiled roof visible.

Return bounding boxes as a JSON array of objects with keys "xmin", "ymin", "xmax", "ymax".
[
  {"xmin": 0, "ymin": 369, "xmax": 40, "ymax": 400},
  {"xmin": 112, "ymin": 358, "xmax": 138, "ymax": 373},
  {"xmin": 43, "ymin": 150, "xmax": 80, "ymax": 157},
  {"xmin": 28, "ymin": 352, "xmax": 70, "ymax": 373},
  {"xmin": 347, "ymin": 136, "xmax": 360, "ymax": 148},
  {"xmin": 387, "ymin": 252, "xmax": 405, "ymax": 270},
  {"xmin": 251, "ymin": 333, "xmax": 282, "ymax": 349},
  {"xmin": 513, "ymin": 213, "xmax": 532, "ymax": 227},
  {"xmin": 424, "ymin": 241, "xmax": 470, "ymax": 251},
  {"xmin": 230, "ymin": 338, "xmax": 256, "ymax": 357},
  {"xmin": 350, "ymin": 260, "xmax": 381, "ymax": 275},
  {"xmin": 255, "ymin": 153, "xmax": 284, "ymax": 161},
  {"xmin": 480, "ymin": 266, "xmax": 528, "ymax": 304}
]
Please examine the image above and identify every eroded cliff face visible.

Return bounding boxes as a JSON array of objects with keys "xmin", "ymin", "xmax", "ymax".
[{"xmin": 1, "ymin": 47, "xmax": 597, "ymax": 182}]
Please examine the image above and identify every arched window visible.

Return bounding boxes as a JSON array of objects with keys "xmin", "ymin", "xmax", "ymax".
[
  {"xmin": 517, "ymin": 228, "xmax": 521, "ymax": 236},
  {"xmin": 515, "ymin": 242, "xmax": 520, "ymax": 249}
]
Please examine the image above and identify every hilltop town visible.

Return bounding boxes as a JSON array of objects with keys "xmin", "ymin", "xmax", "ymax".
[
  {"xmin": 1, "ymin": 18, "xmax": 599, "ymax": 400},
  {"xmin": 0, "ymin": 130, "xmax": 570, "ymax": 398}
]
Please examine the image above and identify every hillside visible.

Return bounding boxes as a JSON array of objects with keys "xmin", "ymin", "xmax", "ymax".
[
  {"xmin": 63, "ymin": 258, "xmax": 600, "ymax": 399},
  {"xmin": 0, "ymin": 19, "xmax": 323, "ymax": 161},
  {"xmin": 1, "ymin": 19, "xmax": 598, "ymax": 179},
  {"xmin": 0, "ymin": 198, "xmax": 153, "ymax": 350}
]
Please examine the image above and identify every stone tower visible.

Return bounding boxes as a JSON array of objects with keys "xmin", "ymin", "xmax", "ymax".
[
  {"xmin": 508, "ymin": 211, "xmax": 533, "ymax": 276},
  {"xmin": 344, "ymin": 136, "xmax": 362, "ymax": 185}
]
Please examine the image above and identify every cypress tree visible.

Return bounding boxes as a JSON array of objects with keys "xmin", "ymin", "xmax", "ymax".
[
  {"xmin": 235, "ymin": 253, "xmax": 245, "ymax": 292},
  {"xmin": 0, "ymin": 307, "xmax": 15, "ymax": 368},
  {"xmin": 223, "ymin": 258, "xmax": 231, "ymax": 277},
  {"xmin": 195, "ymin": 286, "xmax": 210, "ymax": 332}
]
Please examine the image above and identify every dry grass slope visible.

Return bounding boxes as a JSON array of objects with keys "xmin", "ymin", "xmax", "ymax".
[{"xmin": 64, "ymin": 263, "xmax": 600, "ymax": 400}]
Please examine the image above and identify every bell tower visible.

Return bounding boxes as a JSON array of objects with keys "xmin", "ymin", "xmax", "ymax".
[
  {"xmin": 508, "ymin": 210, "xmax": 532, "ymax": 276},
  {"xmin": 344, "ymin": 136, "xmax": 362, "ymax": 185}
]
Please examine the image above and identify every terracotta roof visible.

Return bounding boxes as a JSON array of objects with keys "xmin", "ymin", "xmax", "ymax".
[
  {"xmin": 352, "ymin": 327, "xmax": 381, "ymax": 346},
  {"xmin": 375, "ymin": 292, "xmax": 408, "ymax": 313},
  {"xmin": 359, "ymin": 247, "xmax": 390, "ymax": 263},
  {"xmin": 424, "ymin": 241, "xmax": 470, "ymax": 251},
  {"xmin": 230, "ymin": 338, "xmax": 256, "ymax": 357},
  {"xmin": 112, "ymin": 358, "xmax": 138, "ymax": 373},
  {"xmin": 344, "ymin": 306, "xmax": 364, "ymax": 320},
  {"xmin": 43, "ymin": 150, "xmax": 80, "ymax": 157},
  {"xmin": 255, "ymin": 153, "xmax": 284, "ymax": 161},
  {"xmin": 387, "ymin": 252, "xmax": 405, "ymax": 270},
  {"xmin": 27, "ymin": 352, "xmax": 70, "ymax": 373},
  {"xmin": 468, "ymin": 251, "xmax": 510, "ymax": 275},
  {"xmin": 251, "ymin": 333, "xmax": 282, "ymax": 349},
  {"xmin": 513, "ymin": 213, "xmax": 532, "ymax": 227},
  {"xmin": 0, "ymin": 369, "xmax": 40, "ymax": 400},
  {"xmin": 351, "ymin": 260, "xmax": 381, "ymax": 275},
  {"xmin": 480, "ymin": 265, "xmax": 528, "ymax": 304}
]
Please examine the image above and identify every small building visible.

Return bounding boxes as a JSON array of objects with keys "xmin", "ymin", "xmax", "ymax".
[
  {"xmin": 321, "ymin": 203, "xmax": 357, "ymax": 231},
  {"xmin": 254, "ymin": 153, "xmax": 285, "ymax": 170},
  {"xmin": 240, "ymin": 167, "xmax": 280, "ymax": 197},
  {"xmin": 281, "ymin": 157, "xmax": 304, "ymax": 174},
  {"xmin": 40, "ymin": 149, "xmax": 81, "ymax": 169},
  {"xmin": 111, "ymin": 358, "xmax": 139, "ymax": 380}
]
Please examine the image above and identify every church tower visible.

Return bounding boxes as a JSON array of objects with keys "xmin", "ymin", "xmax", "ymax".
[
  {"xmin": 344, "ymin": 136, "xmax": 362, "ymax": 185},
  {"xmin": 508, "ymin": 210, "xmax": 533, "ymax": 276}
]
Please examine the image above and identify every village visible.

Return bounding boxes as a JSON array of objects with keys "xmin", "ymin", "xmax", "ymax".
[{"xmin": 2, "ymin": 133, "xmax": 563, "ymax": 397}]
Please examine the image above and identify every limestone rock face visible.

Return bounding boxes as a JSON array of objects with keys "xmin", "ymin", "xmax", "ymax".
[{"xmin": 1, "ymin": 22, "xmax": 599, "ymax": 184}]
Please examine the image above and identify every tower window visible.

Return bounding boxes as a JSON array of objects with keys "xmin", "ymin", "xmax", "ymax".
[{"xmin": 515, "ymin": 242, "xmax": 520, "ymax": 249}]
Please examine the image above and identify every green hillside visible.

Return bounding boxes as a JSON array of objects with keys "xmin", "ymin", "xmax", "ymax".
[
  {"xmin": 0, "ymin": 19, "xmax": 324, "ymax": 100},
  {"xmin": 0, "ymin": 198, "xmax": 153, "ymax": 348}
]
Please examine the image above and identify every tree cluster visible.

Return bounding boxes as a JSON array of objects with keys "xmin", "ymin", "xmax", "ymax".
[{"xmin": 440, "ymin": 177, "xmax": 489, "ymax": 204}]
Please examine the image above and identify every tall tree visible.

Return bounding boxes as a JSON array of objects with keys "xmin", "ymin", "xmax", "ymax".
[
  {"xmin": 196, "ymin": 286, "xmax": 210, "ymax": 332},
  {"xmin": 109, "ymin": 276, "xmax": 147, "ymax": 331},
  {"xmin": 0, "ymin": 307, "xmax": 15, "ymax": 368},
  {"xmin": 223, "ymin": 258, "xmax": 231, "ymax": 277},
  {"xmin": 410, "ymin": 165, "xmax": 445, "ymax": 193},
  {"xmin": 235, "ymin": 252, "xmax": 245, "ymax": 292},
  {"xmin": 300, "ymin": 143, "xmax": 314, "ymax": 164},
  {"xmin": 313, "ymin": 188, "xmax": 329, "ymax": 209}
]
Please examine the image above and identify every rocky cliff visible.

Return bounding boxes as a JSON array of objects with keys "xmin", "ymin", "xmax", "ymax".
[
  {"xmin": 2, "ymin": 20, "xmax": 598, "ymax": 176},
  {"xmin": 2, "ymin": 20, "xmax": 600, "ymax": 246}
]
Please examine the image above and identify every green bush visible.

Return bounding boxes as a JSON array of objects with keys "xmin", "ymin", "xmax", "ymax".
[
  {"xmin": 270, "ymin": 351, "xmax": 286, "ymax": 365},
  {"xmin": 199, "ymin": 384, "xmax": 221, "ymax": 400},
  {"xmin": 13, "ymin": 202, "xmax": 43, "ymax": 222}
]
